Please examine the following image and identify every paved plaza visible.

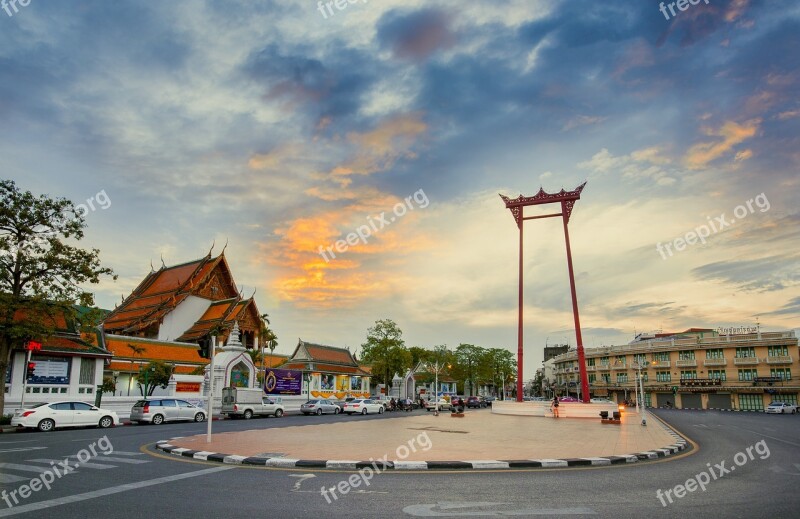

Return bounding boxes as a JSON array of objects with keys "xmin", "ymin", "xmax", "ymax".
[{"xmin": 164, "ymin": 409, "xmax": 680, "ymax": 461}]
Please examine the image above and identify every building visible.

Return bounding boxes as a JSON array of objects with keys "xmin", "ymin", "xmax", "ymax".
[
  {"xmin": 280, "ymin": 339, "xmax": 371, "ymax": 399},
  {"xmin": 100, "ymin": 251, "xmax": 266, "ymax": 395},
  {"xmin": 544, "ymin": 345, "xmax": 570, "ymax": 362},
  {"xmin": 551, "ymin": 328, "xmax": 799, "ymax": 410},
  {"xmin": 4, "ymin": 310, "xmax": 111, "ymax": 408}
]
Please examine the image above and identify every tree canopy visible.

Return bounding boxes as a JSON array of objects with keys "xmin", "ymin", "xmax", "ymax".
[{"xmin": 0, "ymin": 179, "xmax": 116, "ymax": 414}]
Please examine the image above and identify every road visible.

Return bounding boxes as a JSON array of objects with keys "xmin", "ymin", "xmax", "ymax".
[{"xmin": 0, "ymin": 409, "xmax": 798, "ymax": 518}]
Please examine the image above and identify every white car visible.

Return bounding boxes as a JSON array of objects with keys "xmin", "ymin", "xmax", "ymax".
[
  {"xmin": 425, "ymin": 399, "xmax": 451, "ymax": 411},
  {"xmin": 765, "ymin": 402, "xmax": 797, "ymax": 414},
  {"xmin": 11, "ymin": 401, "xmax": 119, "ymax": 432},
  {"xmin": 342, "ymin": 399, "xmax": 384, "ymax": 415}
]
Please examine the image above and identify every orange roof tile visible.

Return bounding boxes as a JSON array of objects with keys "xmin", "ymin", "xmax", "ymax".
[
  {"xmin": 281, "ymin": 362, "xmax": 370, "ymax": 376},
  {"xmin": 105, "ymin": 336, "xmax": 209, "ymax": 364}
]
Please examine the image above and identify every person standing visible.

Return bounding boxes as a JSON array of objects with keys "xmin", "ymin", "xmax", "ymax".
[{"xmin": 551, "ymin": 396, "xmax": 560, "ymax": 418}]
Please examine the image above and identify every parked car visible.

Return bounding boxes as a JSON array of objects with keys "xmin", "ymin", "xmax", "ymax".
[
  {"xmin": 466, "ymin": 396, "xmax": 486, "ymax": 408},
  {"xmin": 484, "ymin": 396, "xmax": 496, "ymax": 406},
  {"xmin": 130, "ymin": 399, "xmax": 206, "ymax": 424},
  {"xmin": 590, "ymin": 398, "xmax": 615, "ymax": 404},
  {"xmin": 425, "ymin": 399, "xmax": 451, "ymax": 411},
  {"xmin": 370, "ymin": 395, "xmax": 392, "ymax": 409},
  {"xmin": 343, "ymin": 399, "xmax": 384, "ymax": 415},
  {"xmin": 557, "ymin": 396, "xmax": 580, "ymax": 402},
  {"xmin": 300, "ymin": 399, "xmax": 340, "ymax": 415},
  {"xmin": 765, "ymin": 402, "xmax": 797, "ymax": 414},
  {"xmin": 11, "ymin": 401, "xmax": 119, "ymax": 432}
]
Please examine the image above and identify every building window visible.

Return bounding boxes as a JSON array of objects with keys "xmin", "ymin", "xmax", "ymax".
[
  {"xmin": 770, "ymin": 368, "xmax": 791, "ymax": 380},
  {"xmin": 708, "ymin": 370, "xmax": 727, "ymax": 381},
  {"xmin": 735, "ymin": 347, "xmax": 756, "ymax": 358},
  {"xmin": 768, "ymin": 346, "xmax": 789, "ymax": 357},
  {"xmin": 615, "ymin": 355, "xmax": 626, "ymax": 365},
  {"xmin": 738, "ymin": 369, "xmax": 758, "ymax": 381},
  {"xmin": 680, "ymin": 370, "xmax": 697, "ymax": 380},
  {"xmin": 738, "ymin": 394, "xmax": 763, "ymax": 411},
  {"xmin": 656, "ymin": 371, "xmax": 671, "ymax": 382},
  {"xmin": 600, "ymin": 356, "xmax": 609, "ymax": 366},
  {"xmin": 652, "ymin": 352, "xmax": 669, "ymax": 362},
  {"xmin": 705, "ymin": 349, "xmax": 724, "ymax": 359},
  {"xmin": 616, "ymin": 373, "xmax": 628, "ymax": 383},
  {"xmin": 633, "ymin": 354, "xmax": 647, "ymax": 365},
  {"xmin": 601, "ymin": 374, "xmax": 610, "ymax": 384},
  {"xmin": 678, "ymin": 350, "xmax": 695, "ymax": 360},
  {"xmin": 587, "ymin": 358, "xmax": 595, "ymax": 366},
  {"xmin": 79, "ymin": 358, "xmax": 95, "ymax": 385},
  {"xmin": 589, "ymin": 374, "xmax": 596, "ymax": 383},
  {"xmin": 639, "ymin": 373, "xmax": 649, "ymax": 382}
]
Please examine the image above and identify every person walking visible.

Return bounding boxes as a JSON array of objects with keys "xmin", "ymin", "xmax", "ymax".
[{"xmin": 551, "ymin": 396, "xmax": 560, "ymax": 418}]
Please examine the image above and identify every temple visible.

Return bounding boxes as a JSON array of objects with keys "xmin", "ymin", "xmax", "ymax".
[{"xmin": 282, "ymin": 340, "xmax": 372, "ymax": 399}]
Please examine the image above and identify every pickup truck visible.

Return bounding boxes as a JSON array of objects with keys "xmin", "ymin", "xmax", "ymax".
[{"xmin": 222, "ymin": 387, "xmax": 285, "ymax": 419}]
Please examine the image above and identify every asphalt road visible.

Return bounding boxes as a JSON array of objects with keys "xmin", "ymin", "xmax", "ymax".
[{"xmin": 0, "ymin": 408, "xmax": 798, "ymax": 518}]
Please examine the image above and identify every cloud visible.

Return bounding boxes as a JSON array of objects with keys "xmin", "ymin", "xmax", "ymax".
[
  {"xmin": 692, "ymin": 254, "xmax": 800, "ymax": 292},
  {"xmin": 578, "ymin": 147, "xmax": 677, "ymax": 186},
  {"xmin": 684, "ymin": 119, "xmax": 761, "ymax": 170},
  {"xmin": 377, "ymin": 8, "xmax": 457, "ymax": 61}
]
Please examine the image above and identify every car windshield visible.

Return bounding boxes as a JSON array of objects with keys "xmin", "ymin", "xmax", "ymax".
[
  {"xmin": 306, "ymin": 400, "xmax": 319, "ymax": 404},
  {"xmin": 29, "ymin": 402, "xmax": 49, "ymax": 409}
]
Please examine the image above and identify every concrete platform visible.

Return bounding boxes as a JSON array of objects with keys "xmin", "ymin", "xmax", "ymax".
[{"xmin": 156, "ymin": 409, "xmax": 687, "ymax": 470}]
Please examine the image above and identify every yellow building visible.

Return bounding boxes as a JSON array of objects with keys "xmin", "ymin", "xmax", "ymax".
[{"xmin": 551, "ymin": 328, "xmax": 799, "ymax": 411}]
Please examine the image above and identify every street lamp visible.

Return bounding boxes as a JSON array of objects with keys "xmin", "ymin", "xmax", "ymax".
[{"xmin": 634, "ymin": 360, "xmax": 656, "ymax": 426}]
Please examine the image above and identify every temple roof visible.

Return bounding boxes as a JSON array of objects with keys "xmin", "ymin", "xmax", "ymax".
[
  {"xmin": 103, "ymin": 252, "xmax": 239, "ymax": 335},
  {"xmin": 285, "ymin": 339, "xmax": 371, "ymax": 376},
  {"xmin": 104, "ymin": 334, "xmax": 209, "ymax": 366},
  {"xmin": 177, "ymin": 297, "xmax": 259, "ymax": 342}
]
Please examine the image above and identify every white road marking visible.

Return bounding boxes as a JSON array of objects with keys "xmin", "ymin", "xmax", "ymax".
[
  {"xmin": 729, "ymin": 426, "xmax": 800, "ymax": 448},
  {"xmin": 289, "ymin": 473, "xmax": 316, "ymax": 491},
  {"xmin": 0, "ymin": 474, "xmax": 28, "ymax": 484},
  {"xmin": 0, "ymin": 463, "xmax": 55, "ymax": 474},
  {"xmin": 0, "ymin": 440, "xmax": 38, "ymax": 445},
  {"xmin": 403, "ymin": 502, "xmax": 596, "ymax": 516},
  {"xmin": 68, "ymin": 455, "xmax": 148, "ymax": 464},
  {"xmin": 0, "ymin": 466, "xmax": 233, "ymax": 517},
  {"xmin": 27, "ymin": 459, "xmax": 115, "ymax": 470},
  {"xmin": 104, "ymin": 451, "xmax": 143, "ymax": 456},
  {"xmin": 0, "ymin": 447, "xmax": 47, "ymax": 454}
]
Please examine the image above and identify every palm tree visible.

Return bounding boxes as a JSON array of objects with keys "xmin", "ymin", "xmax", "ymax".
[{"xmin": 259, "ymin": 314, "xmax": 278, "ymax": 383}]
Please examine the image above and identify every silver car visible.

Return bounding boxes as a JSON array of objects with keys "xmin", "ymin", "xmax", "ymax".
[
  {"xmin": 300, "ymin": 399, "xmax": 340, "ymax": 415},
  {"xmin": 130, "ymin": 399, "xmax": 206, "ymax": 424}
]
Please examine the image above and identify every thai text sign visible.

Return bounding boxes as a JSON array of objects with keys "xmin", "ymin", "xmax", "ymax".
[{"xmin": 264, "ymin": 369, "xmax": 302, "ymax": 395}]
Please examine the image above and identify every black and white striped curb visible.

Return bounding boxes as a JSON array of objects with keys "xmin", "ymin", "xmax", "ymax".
[{"xmin": 155, "ymin": 430, "xmax": 689, "ymax": 470}]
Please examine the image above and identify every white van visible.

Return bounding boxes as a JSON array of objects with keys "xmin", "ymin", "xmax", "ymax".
[{"xmin": 221, "ymin": 387, "xmax": 285, "ymax": 419}]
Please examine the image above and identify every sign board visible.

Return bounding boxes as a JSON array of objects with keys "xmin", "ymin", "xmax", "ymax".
[
  {"xmin": 264, "ymin": 369, "xmax": 302, "ymax": 395},
  {"xmin": 28, "ymin": 357, "xmax": 71, "ymax": 385},
  {"xmin": 176, "ymin": 382, "xmax": 201, "ymax": 393}
]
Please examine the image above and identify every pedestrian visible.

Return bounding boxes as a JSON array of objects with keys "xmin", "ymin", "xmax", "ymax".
[{"xmin": 551, "ymin": 396, "xmax": 560, "ymax": 418}]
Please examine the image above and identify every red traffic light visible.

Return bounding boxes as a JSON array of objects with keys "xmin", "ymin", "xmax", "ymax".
[
  {"xmin": 26, "ymin": 340, "xmax": 42, "ymax": 351},
  {"xmin": 26, "ymin": 362, "xmax": 36, "ymax": 378}
]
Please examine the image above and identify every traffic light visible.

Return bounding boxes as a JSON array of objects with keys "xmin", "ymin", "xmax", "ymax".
[
  {"xmin": 197, "ymin": 337, "xmax": 210, "ymax": 359},
  {"xmin": 26, "ymin": 362, "xmax": 36, "ymax": 379},
  {"xmin": 25, "ymin": 340, "xmax": 42, "ymax": 352}
]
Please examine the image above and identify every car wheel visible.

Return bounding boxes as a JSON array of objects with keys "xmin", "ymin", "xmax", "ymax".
[
  {"xmin": 152, "ymin": 414, "xmax": 164, "ymax": 425},
  {"xmin": 275, "ymin": 409, "xmax": 284, "ymax": 417},
  {"xmin": 244, "ymin": 410, "xmax": 253, "ymax": 420},
  {"xmin": 334, "ymin": 407, "xmax": 340, "ymax": 414},
  {"xmin": 98, "ymin": 416, "xmax": 114, "ymax": 429},
  {"xmin": 378, "ymin": 407, "xmax": 384, "ymax": 414},
  {"xmin": 38, "ymin": 419, "xmax": 55, "ymax": 432},
  {"xmin": 316, "ymin": 408, "xmax": 322, "ymax": 416},
  {"xmin": 194, "ymin": 412, "xmax": 205, "ymax": 422},
  {"xmin": 361, "ymin": 408, "xmax": 368, "ymax": 415}
]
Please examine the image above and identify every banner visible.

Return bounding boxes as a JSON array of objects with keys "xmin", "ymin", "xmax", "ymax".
[{"xmin": 264, "ymin": 369, "xmax": 302, "ymax": 395}]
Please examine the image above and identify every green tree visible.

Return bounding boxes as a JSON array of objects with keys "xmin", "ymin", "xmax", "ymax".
[
  {"xmin": 408, "ymin": 346, "xmax": 431, "ymax": 367},
  {"xmin": 360, "ymin": 319, "xmax": 410, "ymax": 393},
  {"xmin": 137, "ymin": 360, "xmax": 173, "ymax": 396},
  {"xmin": 484, "ymin": 348, "xmax": 516, "ymax": 397},
  {"xmin": 0, "ymin": 180, "xmax": 116, "ymax": 414}
]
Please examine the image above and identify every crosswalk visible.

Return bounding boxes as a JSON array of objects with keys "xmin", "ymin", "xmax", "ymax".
[{"xmin": 0, "ymin": 451, "xmax": 149, "ymax": 484}]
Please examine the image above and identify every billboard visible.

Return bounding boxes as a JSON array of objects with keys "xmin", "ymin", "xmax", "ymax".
[{"xmin": 264, "ymin": 369, "xmax": 302, "ymax": 395}]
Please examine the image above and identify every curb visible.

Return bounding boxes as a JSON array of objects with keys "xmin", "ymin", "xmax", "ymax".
[{"xmin": 153, "ymin": 420, "xmax": 689, "ymax": 470}]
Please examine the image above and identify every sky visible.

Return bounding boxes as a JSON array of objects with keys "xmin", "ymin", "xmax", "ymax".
[{"xmin": 3, "ymin": 0, "xmax": 799, "ymax": 381}]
